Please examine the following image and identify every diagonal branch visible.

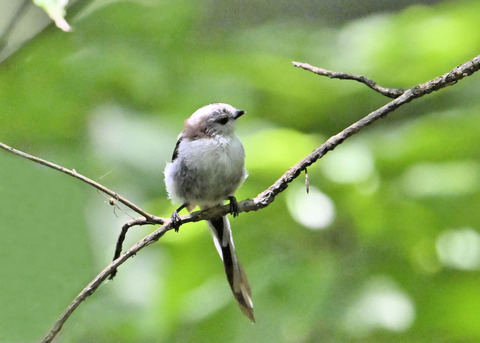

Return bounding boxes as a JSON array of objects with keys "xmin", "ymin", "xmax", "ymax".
[
  {"xmin": 0, "ymin": 142, "xmax": 162, "ymax": 223},
  {"xmin": 0, "ymin": 54, "xmax": 476, "ymax": 343},
  {"xmin": 41, "ymin": 223, "xmax": 171, "ymax": 343}
]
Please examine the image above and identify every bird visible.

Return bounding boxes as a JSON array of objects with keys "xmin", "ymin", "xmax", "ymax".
[{"xmin": 164, "ymin": 103, "xmax": 254, "ymax": 322}]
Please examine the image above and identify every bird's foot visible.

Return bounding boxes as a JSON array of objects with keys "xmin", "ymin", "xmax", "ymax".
[
  {"xmin": 228, "ymin": 196, "xmax": 239, "ymax": 217},
  {"xmin": 170, "ymin": 211, "xmax": 182, "ymax": 232},
  {"xmin": 170, "ymin": 203, "xmax": 188, "ymax": 232}
]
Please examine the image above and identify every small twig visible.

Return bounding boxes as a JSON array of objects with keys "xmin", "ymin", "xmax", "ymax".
[
  {"xmin": 304, "ymin": 168, "xmax": 309, "ymax": 194},
  {"xmin": 292, "ymin": 61, "xmax": 405, "ymax": 98},
  {"xmin": 109, "ymin": 217, "xmax": 159, "ymax": 279},
  {"xmin": 0, "ymin": 142, "xmax": 161, "ymax": 222}
]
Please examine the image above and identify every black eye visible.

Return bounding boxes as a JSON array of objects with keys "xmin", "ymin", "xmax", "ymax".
[{"xmin": 216, "ymin": 116, "xmax": 229, "ymax": 125}]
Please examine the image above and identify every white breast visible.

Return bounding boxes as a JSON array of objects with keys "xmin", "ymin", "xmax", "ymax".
[
  {"xmin": 164, "ymin": 134, "xmax": 247, "ymax": 208},
  {"xmin": 184, "ymin": 136, "xmax": 244, "ymax": 173}
]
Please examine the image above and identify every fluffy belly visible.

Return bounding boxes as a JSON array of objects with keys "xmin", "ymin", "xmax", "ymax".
[{"xmin": 165, "ymin": 136, "xmax": 246, "ymax": 207}]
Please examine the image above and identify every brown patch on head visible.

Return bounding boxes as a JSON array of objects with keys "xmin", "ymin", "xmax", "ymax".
[{"xmin": 182, "ymin": 118, "xmax": 208, "ymax": 139}]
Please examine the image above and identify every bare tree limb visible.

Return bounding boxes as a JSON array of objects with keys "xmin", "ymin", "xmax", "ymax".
[{"xmin": 0, "ymin": 54, "xmax": 477, "ymax": 342}]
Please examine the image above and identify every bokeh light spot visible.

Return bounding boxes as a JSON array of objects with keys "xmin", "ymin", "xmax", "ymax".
[
  {"xmin": 402, "ymin": 161, "xmax": 479, "ymax": 197},
  {"xmin": 286, "ymin": 184, "xmax": 335, "ymax": 230},
  {"xmin": 344, "ymin": 277, "xmax": 415, "ymax": 336},
  {"xmin": 321, "ymin": 141, "xmax": 374, "ymax": 184},
  {"xmin": 436, "ymin": 228, "xmax": 480, "ymax": 271}
]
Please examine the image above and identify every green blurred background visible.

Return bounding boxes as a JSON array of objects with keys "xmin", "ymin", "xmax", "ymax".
[{"xmin": 1, "ymin": 0, "xmax": 480, "ymax": 342}]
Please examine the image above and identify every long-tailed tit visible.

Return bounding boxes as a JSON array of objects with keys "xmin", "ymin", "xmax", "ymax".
[{"xmin": 164, "ymin": 103, "xmax": 254, "ymax": 322}]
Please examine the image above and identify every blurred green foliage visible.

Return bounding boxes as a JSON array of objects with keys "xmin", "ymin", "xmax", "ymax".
[{"xmin": 1, "ymin": 0, "xmax": 480, "ymax": 342}]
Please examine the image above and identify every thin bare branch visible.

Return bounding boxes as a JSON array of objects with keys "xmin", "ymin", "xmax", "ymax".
[
  {"xmin": 0, "ymin": 142, "xmax": 162, "ymax": 222},
  {"xmin": 1, "ymin": 54, "xmax": 475, "ymax": 343},
  {"xmin": 292, "ymin": 61, "xmax": 405, "ymax": 98}
]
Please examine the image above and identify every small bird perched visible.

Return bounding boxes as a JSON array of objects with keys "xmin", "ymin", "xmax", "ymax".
[{"xmin": 164, "ymin": 103, "xmax": 254, "ymax": 322}]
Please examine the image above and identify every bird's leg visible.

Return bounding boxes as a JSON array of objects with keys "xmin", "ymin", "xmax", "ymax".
[
  {"xmin": 171, "ymin": 203, "xmax": 188, "ymax": 232},
  {"xmin": 227, "ymin": 196, "xmax": 239, "ymax": 217}
]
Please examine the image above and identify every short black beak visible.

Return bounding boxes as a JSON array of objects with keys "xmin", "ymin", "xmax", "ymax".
[{"xmin": 234, "ymin": 109, "xmax": 245, "ymax": 119}]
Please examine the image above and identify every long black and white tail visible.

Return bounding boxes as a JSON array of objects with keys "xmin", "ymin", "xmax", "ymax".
[{"xmin": 208, "ymin": 216, "xmax": 254, "ymax": 322}]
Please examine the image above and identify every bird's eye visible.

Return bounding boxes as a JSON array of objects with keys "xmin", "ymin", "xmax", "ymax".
[{"xmin": 216, "ymin": 116, "xmax": 229, "ymax": 125}]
